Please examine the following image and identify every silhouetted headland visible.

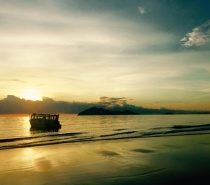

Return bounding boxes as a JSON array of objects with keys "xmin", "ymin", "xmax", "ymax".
[{"xmin": 78, "ymin": 107, "xmax": 138, "ymax": 116}]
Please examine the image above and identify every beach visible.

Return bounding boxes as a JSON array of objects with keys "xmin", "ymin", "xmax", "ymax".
[{"xmin": 1, "ymin": 134, "xmax": 210, "ymax": 185}]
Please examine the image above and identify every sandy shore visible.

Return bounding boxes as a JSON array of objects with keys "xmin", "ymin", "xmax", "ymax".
[{"xmin": 1, "ymin": 134, "xmax": 210, "ymax": 185}]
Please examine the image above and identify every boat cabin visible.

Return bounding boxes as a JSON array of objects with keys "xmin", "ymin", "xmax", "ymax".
[{"xmin": 30, "ymin": 113, "xmax": 59, "ymax": 121}]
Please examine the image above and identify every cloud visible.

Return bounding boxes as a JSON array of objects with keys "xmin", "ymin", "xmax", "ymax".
[
  {"xmin": 1, "ymin": 95, "xmax": 208, "ymax": 114},
  {"xmin": 138, "ymin": 6, "xmax": 147, "ymax": 14},
  {"xmin": 180, "ymin": 20, "xmax": 210, "ymax": 47},
  {"xmin": 98, "ymin": 96, "xmax": 131, "ymax": 108}
]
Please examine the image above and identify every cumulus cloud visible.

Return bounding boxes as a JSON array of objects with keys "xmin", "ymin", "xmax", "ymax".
[
  {"xmin": 138, "ymin": 6, "xmax": 147, "ymax": 14},
  {"xmin": 98, "ymin": 96, "xmax": 131, "ymax": 108},
  {"xmin": 180, "ymin": 20, "xmax": 210, "ymax": 47}
]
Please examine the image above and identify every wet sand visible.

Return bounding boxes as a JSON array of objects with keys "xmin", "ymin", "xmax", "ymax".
[{"xmin": 1, "ymin": 134, "xmax": 210, "ymax": 185}]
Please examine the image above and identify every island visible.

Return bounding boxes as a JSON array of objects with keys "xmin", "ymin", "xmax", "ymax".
[{"xmin": 78, "ymin": 107, "xmax": 138, "ymax": 116}]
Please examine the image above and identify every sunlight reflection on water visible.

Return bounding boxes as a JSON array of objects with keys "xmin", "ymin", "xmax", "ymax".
[{"xmin": 0, "ymin": 114, "xmax": 31, "ymax": 138}]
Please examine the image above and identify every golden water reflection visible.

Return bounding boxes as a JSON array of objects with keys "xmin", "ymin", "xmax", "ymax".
[
  {"xmin": 19, "ymin": 147, "xmax": 55, "ymax": 172},
  {"xmin": 22, "ymin": 116, "xmax": 31, "ymax": 136}
]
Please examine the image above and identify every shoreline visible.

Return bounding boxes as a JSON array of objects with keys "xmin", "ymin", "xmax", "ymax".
[{"xmin": 1, "ymin": 134, "xmax": 210, "ymax": 184}]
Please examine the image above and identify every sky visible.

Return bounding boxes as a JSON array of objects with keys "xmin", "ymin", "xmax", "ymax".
[{"xmin": 0, "ymin": 0, "xmax": 210, "ymax": 110}]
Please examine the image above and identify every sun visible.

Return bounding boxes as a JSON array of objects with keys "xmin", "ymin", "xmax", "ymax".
[{"xmin": 22, "ymin": 88, "xmax": 42, "ymax": 101}]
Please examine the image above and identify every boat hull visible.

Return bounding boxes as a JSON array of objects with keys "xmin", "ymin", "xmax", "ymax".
[{"xmin": 30, "ymin": 120, "xmax": 61, "ymax": 130}]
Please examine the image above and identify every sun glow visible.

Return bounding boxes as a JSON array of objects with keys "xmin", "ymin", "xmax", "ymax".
[{"xmin": 22, "ymin": 88, "xmax": 42, "ymax": 101}]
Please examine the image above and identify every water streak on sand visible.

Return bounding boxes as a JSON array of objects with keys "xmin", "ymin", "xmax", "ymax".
[
  {"xmin": 131, "ymin": 149, "xmax": 155, "ymax": 153},
  {"xmin": 107, "ymin": 167, "xmax": 166, "ymax": 180}
]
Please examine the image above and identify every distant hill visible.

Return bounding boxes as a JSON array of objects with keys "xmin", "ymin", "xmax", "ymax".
[{"xmin": 78, "ymin": 107, "xmax": 138, "ymax": 116}]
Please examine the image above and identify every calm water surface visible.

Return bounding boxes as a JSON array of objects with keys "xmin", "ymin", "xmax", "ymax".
[{"xmin": 0, "ymin": 114, "xmax": 210, "ymax": 150}]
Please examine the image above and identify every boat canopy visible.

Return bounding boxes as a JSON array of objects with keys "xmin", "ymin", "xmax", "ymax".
[{"xmin": 30, "ymin": 113, "xmax": 59, "ymax": 121}]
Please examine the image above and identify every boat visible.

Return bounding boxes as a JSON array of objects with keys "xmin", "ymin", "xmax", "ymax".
[{"xmin": 29, "ymin": 113, "xmax": 61, "ymax": 130}]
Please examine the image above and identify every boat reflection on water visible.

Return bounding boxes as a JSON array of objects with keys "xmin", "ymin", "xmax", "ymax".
[
  {"xmin": 29, "ymin": 127, "xmax": 60, "ymax": 133},
  {"xmin": 29, "ymin": 113, "xmax": 61, "ymax": 132}
]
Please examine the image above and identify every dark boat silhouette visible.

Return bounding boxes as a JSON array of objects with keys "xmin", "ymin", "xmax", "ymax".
[{"xmin": 29, "ymin": 113, "xmax": 61, "ymax": 130}]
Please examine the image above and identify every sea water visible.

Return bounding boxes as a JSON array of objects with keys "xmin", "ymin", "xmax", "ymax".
[{"xmin": 0, "ymin": 114, "xmax": 210, "ymax": 150}]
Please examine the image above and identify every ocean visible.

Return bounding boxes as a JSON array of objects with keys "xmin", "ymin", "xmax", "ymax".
[{"xmin": 1, "ymin": 114, "xmax": 210, "ymax": 150}]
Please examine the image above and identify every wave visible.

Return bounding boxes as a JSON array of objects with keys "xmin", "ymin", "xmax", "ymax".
[
  {"xmin": 1, "ymin": 123, "xmax": 210, "ymax": 150},
  {"xmin": 148, "ymin": 123, "xmax": 210, "ymax": 136},
  {"xmin": 100, "ymin": 131, "xmax": 137, "ymax": 138},
  {"xmin": 172, "ymin": 123, "xmax": 210, "ymax": 129},
  {"xmin": 0, "ymin": 132, "xmax": 84, "ymax": 143}
]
